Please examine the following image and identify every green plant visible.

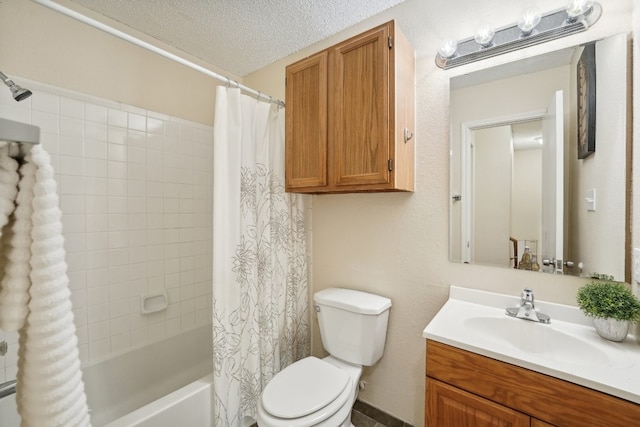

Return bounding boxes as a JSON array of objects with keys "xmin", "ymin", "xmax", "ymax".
[{"xmin": 577, "ymin": 282, "xmax": 640, "ymax": 322}]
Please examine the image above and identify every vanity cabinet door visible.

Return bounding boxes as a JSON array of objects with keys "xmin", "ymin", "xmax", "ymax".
[
  {"xmin": 531, "ymin": 420, "xmax": 556, "ymax": 427},
  {"xmin": 426, "ymin": 378, "xmax": 530, "ymax": 427}
]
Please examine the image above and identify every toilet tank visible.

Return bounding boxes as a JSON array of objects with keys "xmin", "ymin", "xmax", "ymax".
[{"xmin": 314, "ymin": 288, "xmax": 392, "ymax": 366}]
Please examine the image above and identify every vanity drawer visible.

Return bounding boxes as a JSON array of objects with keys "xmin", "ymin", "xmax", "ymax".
[{"xmin": 426, "ymin": 340, "xmax": 640, "ymax": 427}]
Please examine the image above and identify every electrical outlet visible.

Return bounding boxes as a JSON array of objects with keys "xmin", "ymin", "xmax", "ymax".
[{"xmin": 634, "ymin": 248, "xmax": 640, "ymax": 283}]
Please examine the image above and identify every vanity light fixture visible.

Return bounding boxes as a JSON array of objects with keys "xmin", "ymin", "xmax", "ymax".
[
  {"xmin": 566, "ymin": 0, "xmax": 594, "ymax": 22},
  {"xmin": 517, "ymin": 8, "xmax": 542, "ymax": 36},
  {"xmin": 474, "ymin": 24, "xmax": 495, "ymax": 47},
  {"xmin": 438, "ymin": 39, "xmax": 458, "ymax": 59},
  {"xmin": 436, "ymin": 1, "xmax": 602, "ymax": 69}
]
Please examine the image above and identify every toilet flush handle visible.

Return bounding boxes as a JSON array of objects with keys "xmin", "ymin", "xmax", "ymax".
[{"xmin": 314, "ymin": 305, "xmax": 321, "ymax": 312}]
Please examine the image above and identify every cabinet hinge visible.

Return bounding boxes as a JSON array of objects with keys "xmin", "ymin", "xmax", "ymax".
[
  {"xmin": 388, "ymin": 36, "xmax": 393, "ymax": 49},
  {"xmin": 388, "ymin": 159, "xmax": 393, "ymax": 172}
]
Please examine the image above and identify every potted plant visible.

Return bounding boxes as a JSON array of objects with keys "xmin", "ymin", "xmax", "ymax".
[{"xmin": 577, "ymin": 282, "xmax": 640, "ymax": 341}]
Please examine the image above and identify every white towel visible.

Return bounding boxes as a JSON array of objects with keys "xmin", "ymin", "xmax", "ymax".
[
  {"xmin": 0, "ymin": 142, "xmax": 22, "ymax": 329},
  {"xmin": 0, "ymin": 151, "xmax": 35, "ymax": 331},
  {"xmin": 14, "ymin": 145, "xmax": 91, "ymax": 427},
  {"xmin": 0, "ymin": 143, "xmax": 19, "ymax": 226}
]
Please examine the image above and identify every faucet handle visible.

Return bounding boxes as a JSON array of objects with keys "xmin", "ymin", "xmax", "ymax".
[{"xmin": 521, "ymin": 288, "xmax": 534, "ymax": 306}]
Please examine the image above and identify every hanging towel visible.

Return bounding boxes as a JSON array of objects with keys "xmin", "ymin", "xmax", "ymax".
[
  {"xmin": 0, "ymin": 141, "xmax": 22, "ymax": 330},
  {"xmin": 0, "ymin": 143, "xmax": 19, "ymax": 225},
  {"xmin": 0, "ymin": 152, "xmax": 35, "ymax": 331},
  {"xmin": 15, "ymin": 145, "xmax": 91, "ymax": 427}
]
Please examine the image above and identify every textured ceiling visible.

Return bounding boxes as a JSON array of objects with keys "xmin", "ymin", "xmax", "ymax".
[{"xmin": 63, "ymin": 0, "xmax": 405, "ymax": 76}]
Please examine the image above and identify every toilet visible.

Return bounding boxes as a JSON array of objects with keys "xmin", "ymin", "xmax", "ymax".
[{"xmin": 257, "ymin": 288, "xmax": 392, "ymax": 427}]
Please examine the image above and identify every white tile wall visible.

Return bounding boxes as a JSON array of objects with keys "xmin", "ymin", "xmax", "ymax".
[{"xmin": 0, "ymin": 78, "xmax": 213, "ymax": 381}]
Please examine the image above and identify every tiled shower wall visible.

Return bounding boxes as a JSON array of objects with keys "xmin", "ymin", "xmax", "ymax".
[{"xmin": 0, "ymin": 78, "xmax": 213, "ymax": 383}]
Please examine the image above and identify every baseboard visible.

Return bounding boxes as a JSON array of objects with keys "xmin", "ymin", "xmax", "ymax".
[{"xmin": 353, "ymin": 399, "xmax": 414, "ymax": 427}]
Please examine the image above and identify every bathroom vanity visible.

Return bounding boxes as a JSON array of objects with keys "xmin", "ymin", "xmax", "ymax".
[{"xmin": 423, "ymin": 287, "xmax": 640, "ymax": 427}]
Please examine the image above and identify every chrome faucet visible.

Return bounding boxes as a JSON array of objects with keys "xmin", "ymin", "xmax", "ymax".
[{"xmin": 505, "ymin": 288, "xmax": 550, "ymax": 323}]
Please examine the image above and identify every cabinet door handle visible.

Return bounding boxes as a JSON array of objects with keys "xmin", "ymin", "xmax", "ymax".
[{"xmin": 404, "ymin": 128, "xmax": 413, "ymax": 143}]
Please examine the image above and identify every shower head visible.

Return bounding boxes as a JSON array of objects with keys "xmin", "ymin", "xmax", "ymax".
[{"xmin": 0, "ymin": 71, "xmax": 32, "ymax": 102}]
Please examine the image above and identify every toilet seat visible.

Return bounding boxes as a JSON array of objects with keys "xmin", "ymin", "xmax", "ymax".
[
  {"xmin": 257, "ymin": 357, "xmax": 355, "ymax": 427},
  {"xmin": 262, "ymin": 356, "xmax": 349, "ymax": 418}
]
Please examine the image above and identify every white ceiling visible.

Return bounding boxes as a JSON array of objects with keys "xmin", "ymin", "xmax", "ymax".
[{"xmin": 62, "ymin": 0, "xmax": 406, "ymax": 76}]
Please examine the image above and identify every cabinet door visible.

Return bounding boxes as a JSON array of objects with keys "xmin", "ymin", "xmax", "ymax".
[
  {"xmin": 531, "ymin": 420, "xmax": 556, "ymax": 427},
  {"xmin": 426, "ymin": 378, "xmax": 530, "ymax": 427},
  {"xmin": 330, "ymin": 23, "xmax": 390, "ymax": 187},
  {"xmin": 285, "ymin": 51, "xmax": 328, "ymax": 190}
]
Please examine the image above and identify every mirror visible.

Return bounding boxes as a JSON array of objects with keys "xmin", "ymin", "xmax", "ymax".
[{"xmin": 449, "ymin": 33, "xmax": 630, "ymax": 282}]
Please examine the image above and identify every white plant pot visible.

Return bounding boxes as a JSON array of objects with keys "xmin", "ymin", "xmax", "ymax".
[{"xmin": 593, "ymin": 317, "xmax": 629, "ymax": 342}]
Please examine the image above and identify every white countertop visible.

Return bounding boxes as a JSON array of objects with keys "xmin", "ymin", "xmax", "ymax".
[{"xmin": 423, "ymin": 286, "xmax": 640, "ymax": 404}]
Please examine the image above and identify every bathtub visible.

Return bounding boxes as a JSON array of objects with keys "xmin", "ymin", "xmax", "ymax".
[
  {"xmin": 104, "ymin": 373, "xmax": 213, "ymax": 427},
  {"xmin": 0, "ymin": 325, "xmax": 213, "ymax": 427}
]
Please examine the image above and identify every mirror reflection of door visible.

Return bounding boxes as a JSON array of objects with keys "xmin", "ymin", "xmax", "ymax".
[
  {"xmin": 469, "ymin": 118, "xmax": 547, "ymax": 269},
  {"xmin": 465, "ymin": 98, "xmax": 564, "ymax": 268},
  {"xmin": 472, "ymin": 126, "xmax": 513, "ymax": 267}
]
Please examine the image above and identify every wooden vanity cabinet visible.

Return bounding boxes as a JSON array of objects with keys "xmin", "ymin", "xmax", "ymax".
[
  {"xmin": 425, "ymin": 340, "xmax": 640, "ymax": 427},
  {"xmin": 426, "ymin": 378, "xmax": 530, "ymax": 427},
  {"xmin": 285, "ymin": 20, "xmax": 415, "ymax": 193}
]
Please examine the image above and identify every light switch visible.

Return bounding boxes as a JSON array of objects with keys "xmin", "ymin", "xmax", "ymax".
[{"xmin": 585, "ymin": 188, "xmax": 596, "ymax": 211}]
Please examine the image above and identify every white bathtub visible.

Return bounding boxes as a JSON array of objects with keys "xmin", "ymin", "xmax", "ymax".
[
  {"xmin": 0, "ymin": 325, "xmax": 213, "ymax": 427},
  {"xmin": 104, "ymin": 373, "xmax": 213, "ymax": 427},
  {"xmin": 103, "ymin": 372, "xmax": 256, "ymax": 427}
]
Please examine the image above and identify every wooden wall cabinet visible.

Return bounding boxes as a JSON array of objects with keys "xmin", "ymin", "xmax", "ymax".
[
  {"xmin": 425, "ymin": 340, "xmax": 640, "ymax": 427},
  {"xmin": 285, "ymin": 20, "xmax": 415, "ymax": 193}
]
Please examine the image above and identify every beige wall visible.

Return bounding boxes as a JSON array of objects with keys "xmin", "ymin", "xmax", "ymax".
[
  {"xmin": 0, "ymin": 0, "xmax": 239, "ymax": 125},
  {"xmin": 1, "ymin": 0, "xmax": 637, "ymax": 425},
  {"xmin": 245, "ymin": 0, "xmax": 634, "ymax": 425}
]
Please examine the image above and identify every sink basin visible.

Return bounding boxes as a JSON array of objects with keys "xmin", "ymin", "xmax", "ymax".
[{"xmin": 463, "ymin": 316, "xmax": 610, "ymax": 365}]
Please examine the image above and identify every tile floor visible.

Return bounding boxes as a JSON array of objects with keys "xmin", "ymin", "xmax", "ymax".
[
  {"xmin": 351, "ymin": 408, "xmax": 387, "ymax": 426},
  {"xmin": 351, "ymin": 400, "xmax": 413, "ymax": 427}
]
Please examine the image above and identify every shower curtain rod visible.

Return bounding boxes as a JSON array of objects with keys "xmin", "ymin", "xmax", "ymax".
[{"xmin": 31, "ymin": 0, "xmax": 285, "ymax": 109}]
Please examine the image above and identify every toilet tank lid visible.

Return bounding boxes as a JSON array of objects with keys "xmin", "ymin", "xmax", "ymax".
[{"xmin": 314, "ymin": 288, "xmax": 392, "ymax": 315}]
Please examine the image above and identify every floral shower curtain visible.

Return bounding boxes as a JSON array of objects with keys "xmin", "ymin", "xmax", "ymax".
[{"xmin": 212, "ymin": 86, "xmax": 310, "ymax": 426}]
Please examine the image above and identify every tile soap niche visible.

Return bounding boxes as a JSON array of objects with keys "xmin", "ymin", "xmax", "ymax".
[{"xmin": 140, "ymin": 293, "xmax": 168, "ymax": 314}]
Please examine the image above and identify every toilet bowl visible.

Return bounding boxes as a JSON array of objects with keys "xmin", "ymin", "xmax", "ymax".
[
  {"xmin": 256, "ymin": 356, "xmax": 362, "ymax": 427},
  {"xmin": 256, "ymin": 288, "xmax": 392, "ymax": 427}
]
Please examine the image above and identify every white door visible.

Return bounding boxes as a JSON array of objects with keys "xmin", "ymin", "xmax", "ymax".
[{"xmin": 541, "ymin": 90, "xmax": 564, "ymax": 272}]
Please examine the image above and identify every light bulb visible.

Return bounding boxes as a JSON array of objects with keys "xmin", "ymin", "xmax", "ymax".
[
  {"xmin": 438, "ymin": 39, "xmax": 458, "ymax": 58},
  {"xmin": 566, "ymin": 0, "xmax": 594, "ymax": 20},
  {"xmin": 474, "ymin": 24, "xmax": 495, "ymax": 47},
  {"xmin": 517, "ymin": 8, "xmax": 542, "ymax": 35}
]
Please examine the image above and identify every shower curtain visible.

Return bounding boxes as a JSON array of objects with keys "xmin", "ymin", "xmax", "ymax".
[{"xmin": 212, "ymin": 87, "xmax": 309, "ymax": 426}]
